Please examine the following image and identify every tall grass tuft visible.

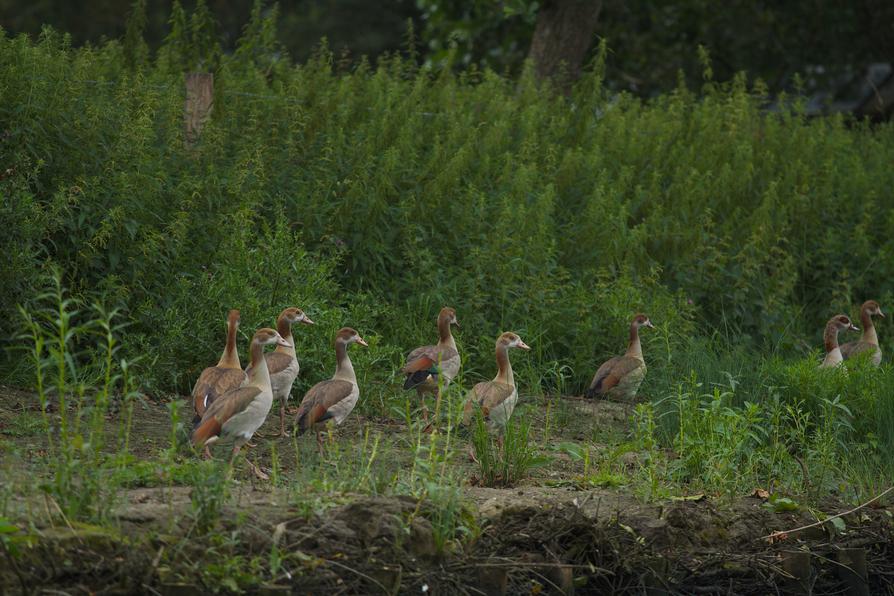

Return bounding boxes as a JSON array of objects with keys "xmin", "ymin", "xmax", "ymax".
[
  {"xmin": 470, "ymin": 409, "xmax": 548, "ymax": 487},
  {"xmin": 17, "ymin": 270, "xmax": 139, "ymax": 521}
]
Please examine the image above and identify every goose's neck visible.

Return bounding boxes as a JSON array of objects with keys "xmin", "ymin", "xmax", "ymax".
[
  {"xmin": 625, "ymin": 323, "xmax": 643, "ymax": 360},
  {"xmin": 494, "ymin": 345, "xmax": 514, "ymax": 386},
  {"xmin": 217, "ymin": 321, "xmax": 240, "ymax": 368},
  {"xmin": 275, "ymin": 317, "xmax": 296, "ymax": 357},
  {"xmin": 333, "ymin": 341, "xmax": 356, "ymax": 383},
  {"xmin": 823, "ymin": 323, "xmax": 841, "ymax": 354},
  {"xmin": 437, "ymin": 317, "xmax": 456, "ymax": 351},
  {"xmin": 247, "ymin": 341, "xmax": 271, "ymax": 389},
  {"xmin": 860, "ymin": 309, "xmax": 879, "ymax": 346}
]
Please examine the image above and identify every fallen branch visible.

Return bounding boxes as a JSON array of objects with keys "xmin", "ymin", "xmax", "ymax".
[{"xmin": 760, "ymin": 486, "xmax": 894, "ymax": 543}]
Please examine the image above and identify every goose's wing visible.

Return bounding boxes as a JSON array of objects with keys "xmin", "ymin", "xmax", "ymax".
[
  {"xmin": 191, "ymin": 386, "xmax": 261, "ymax": 445},
  {"xmin": 294, "ymin": 380, "xmax": 354, "ymax": 431}
]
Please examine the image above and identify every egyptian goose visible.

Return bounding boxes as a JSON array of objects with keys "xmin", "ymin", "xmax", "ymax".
[
  {"xmin": 462, "ymin": 332, "xmax": 530, "ymax": 430},
  {"xmin": 840, "ymin": 300, "xmax": 884, "ymax": 366},
  {"xmin": 819, "ymin": 314, "xmax": 859, "ymax": 368},
  {"xmin": 293, "ymin": 327, "xmax": 368, "ymax": 454},
  {"xmin": 192, "ymin": 327, "xmax": 291, "ymax": 478},
  {"xmin": 585, "ymin": 314, "xmax": 654, "ymax": 401},
  {"xmin": 191, "ymin": 309, "xmax": 248, "ymax": 457},
  {"xmin": 248, "ymin": 307, "xmax": 314, "ymax": 438},
  {"xmin": 401, "ymin": 307, "xmax": 461, "ymax": 423}
]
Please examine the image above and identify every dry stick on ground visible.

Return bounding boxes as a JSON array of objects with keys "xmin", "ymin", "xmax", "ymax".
[
  {"xmin": 759, "ymin": 486, "xmax": 894, "ymax": 542},
  {"xmin": 323, "ymin": 558, "xmax": 390, "ymax": 593}
]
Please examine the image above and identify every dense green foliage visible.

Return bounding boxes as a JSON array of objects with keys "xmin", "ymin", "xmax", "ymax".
[
  {"xmin": 4, "ymin": 9, "xmax": 894, "ymax": 503},
  {"xmin": 4, "ymin": 16, "xmax": 894, "ymax": 394}
]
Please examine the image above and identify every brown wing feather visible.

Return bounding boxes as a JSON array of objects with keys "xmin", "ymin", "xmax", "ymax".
[
  {"xmin": 403, "ymin": 345, "xmax": 459, "ymax": 370},
  {"xmin": 191, "ymin": 386, "xmax": 261, "ymax": 446},
  {"xmin": 203, "ymin": 386, "xmax": 261, "ymax": 423},
  {"xmin": 401, "ymin": 355, "xmax": 436, "ymax": 374},
  {"xmin": 586, "ymin": 356, "xmax": 620, "ymax": 396},
  {"xmin": 462, "ymin": 381, "xmax": 513, "ymax": 424},
  {"xmin": 588, "ymin": 356, "xmax": 642, "ymax": 396},
  {"xmin": 191, "ymin": 416, "xmax": 222, "ymax": 446},
  {"xmin": 192, "ymin": 367, "xmax": 246, "ymax": 418},
  {"xmin": 265, "ymin": 352, "xmax": 295, "ymax": 375},
  {"xmin": 475, "ymin": 381, "xmax": 515, "ymax": 411},
  {"xmin": 294, "ymin": 380, "xmax": 354, "ymax": 432}
]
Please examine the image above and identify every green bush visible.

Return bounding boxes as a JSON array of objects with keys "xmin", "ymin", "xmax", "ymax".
[{"xmin": 2, "ymin": 5, "xmax": 894, "ymax": 406}]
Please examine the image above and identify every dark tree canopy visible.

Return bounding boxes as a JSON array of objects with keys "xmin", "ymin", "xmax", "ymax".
[
  {"xmin": 1, "ymin": 0, "xmax": 892, "ymax": 109},
  {"xmin": 0, "ymin": 0, "xmax": 420, "ymax": 64},
  {"xmin": 418, "ymin": 0, "xmax": 893, "ymax": 97}
]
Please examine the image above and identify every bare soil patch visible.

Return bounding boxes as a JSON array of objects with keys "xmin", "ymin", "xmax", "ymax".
[{"xmin": 2, "ymin": 387, "xmax": 893, "ymax": 594}]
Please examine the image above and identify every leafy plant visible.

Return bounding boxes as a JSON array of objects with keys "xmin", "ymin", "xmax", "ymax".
[
  {"xmin": 470, "ymin": 410, "xmax": 549, "ymax": 487},
  {"xmin": 17, "ymin": 270, "xmax": 139, "ymax": 522}
]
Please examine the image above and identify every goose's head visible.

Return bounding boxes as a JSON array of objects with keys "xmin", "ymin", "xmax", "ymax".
[
  {"xmin": 830, "ymin": 315, "xmax": 859, "ymax": 333},
  {"xmin": 336, "ymin": 327, "xmax": 368, "ymax": 348},
  {"xmin": 863, "ymin": 300, "xmax": 885, "ymax": 318},
  {"xmin": 497, "ymin": 332, "xmax": 531, "ymax": 351},
  {"xmin": 253, "ymin": 327, "xmax": 292, "ymax": 348},
  {"xmin": 281, "ymin": 307, "xmax": 315, "ymax": 326},
  {"xmin": 227, "ymin": 309, "xmax": 241, "ymax": 329},
  {"xmin": 439, "ymin": 306, "xmax": 460, "ymax": 328},
  {"xmin": 632, "ymin": 313, "xmax": 655, "ymax": 330}
]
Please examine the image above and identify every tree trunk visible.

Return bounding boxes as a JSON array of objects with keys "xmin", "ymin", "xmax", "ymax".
[{"xmin": 527, "ymin": 0, "xmax": 602, "ymax": 84}]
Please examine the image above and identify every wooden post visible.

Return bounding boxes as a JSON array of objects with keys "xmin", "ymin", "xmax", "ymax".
[
  {"xmin": 836, "ymin": 548, "xmax": 869, "ymax": 596},
  {"xmin": 184, "ymin": 72, "xmax": 213, "ymax": 146}
]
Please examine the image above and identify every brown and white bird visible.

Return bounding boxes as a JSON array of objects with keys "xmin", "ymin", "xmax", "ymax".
[
  {"xmin": 820, "ymin": 314, "xmax": 859, "ymax": 368},
  {"xmin": 840, "ymin": 300, "xmax": 884, "ymax": 366},
  {"xmin": 401, "ymin": 307, "xmax": 461, "ymax": 423},
  {"xmin": 248, "ymin": 307, "xmax": 314, "ymax": 438},
  {"xmin": 585, "ymin": 314, "xmax": 654, "ymax": 401},
  {"xmin": 293, "ymin": 327, "xmax": 368, "ymax": 455},
  {"xmin": 462, "ymin": 332, "xmax": 530, "ymax": 431},
  {"xmin": 192, "ymin": 328, "xmax": 291, "ymax": 479},
  {"xmin": 191, "ymin": 310, "xmax": 248, "ymax": 456}
]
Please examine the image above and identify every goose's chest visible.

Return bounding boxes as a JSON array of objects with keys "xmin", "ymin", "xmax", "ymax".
[
  {"xmin": 488, "ymin": 386, "xmax": 518, "ymax": 427},
  {"xmin": 270, "ymin": 359, "xmax": 300, "ymax": 398},
  {"xmin": 222, "ymin": 389, "xmax": 274, "ymax": 439},
  {"xmin": 328, "ymin": 384, "xmax": 360, "ymax": 425},
  {"xmin": 613, "ymin": 361, "xmax": 646, "ymax": 401}
]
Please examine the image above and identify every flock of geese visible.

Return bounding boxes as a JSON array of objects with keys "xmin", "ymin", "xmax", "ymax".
[{"xmin": 188, "ymin": 301, "xmax": 884, "ymax": 478}]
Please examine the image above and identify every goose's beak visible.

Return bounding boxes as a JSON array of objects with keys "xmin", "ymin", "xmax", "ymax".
[
  {"xmin": 645, "ymin": 321, "xmax": 655, "ymax": 329},
  {"xmin": 878, "ymin": 309, "xmax": 885, "ymax": 318},
  {"xmin": 850, "ymin": 324, "xmax": 860, "ymax": 332},
  {"xmin": 356, "ymin": 337, "xmax": 369, "ymax": 347},
  {"xmin": 517, "ymin": 340, "xmax": 531, "ymax": 351},
  {"xmin": 277, "ymin": 338, "xmax": 293, "ymax": 348},
  {"xmin": 302, "ymin": 315, "xmax": 315, "ymax": 325},
  {"xmin": 453, "ymin": 319, "xmax": 461, "ymax": 328}
]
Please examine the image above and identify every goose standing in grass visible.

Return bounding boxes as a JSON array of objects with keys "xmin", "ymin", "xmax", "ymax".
[
  {"xmin": 462, "ymin": 332, "xmax": 530, "ymax": 434},
  {"xmin": 192, "ymin": 328, "xmax": 291, "ymax": 479},
  {"xmin": 585, "ymin": 314, "xmax": 654, "ymax": 401},
  {"xmin": 820, "ymin": 314, "xmax": 859, "ymax": 368},
  {"xmin": 293, "ymin": 327, "xmax": 368, "ymax": 455},
  {"xmin": 400, "ymin": 307, "xmax": 461, "ymax": 424},
  {"xmin": 840, "ymin": 300, "xmax": 884, "ymax": 366},
  {"xmin": 191, "ymin": 309, "xmax": 248, "ymax": 458},
  {"xmin": 249, "ymin": 307, "xmax": 314, "ymax": 438}
]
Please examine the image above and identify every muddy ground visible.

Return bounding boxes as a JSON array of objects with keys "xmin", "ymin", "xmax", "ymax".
[{"xmin": 1, "ymin": 385, "xmax": 893, "ymax": 595}]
